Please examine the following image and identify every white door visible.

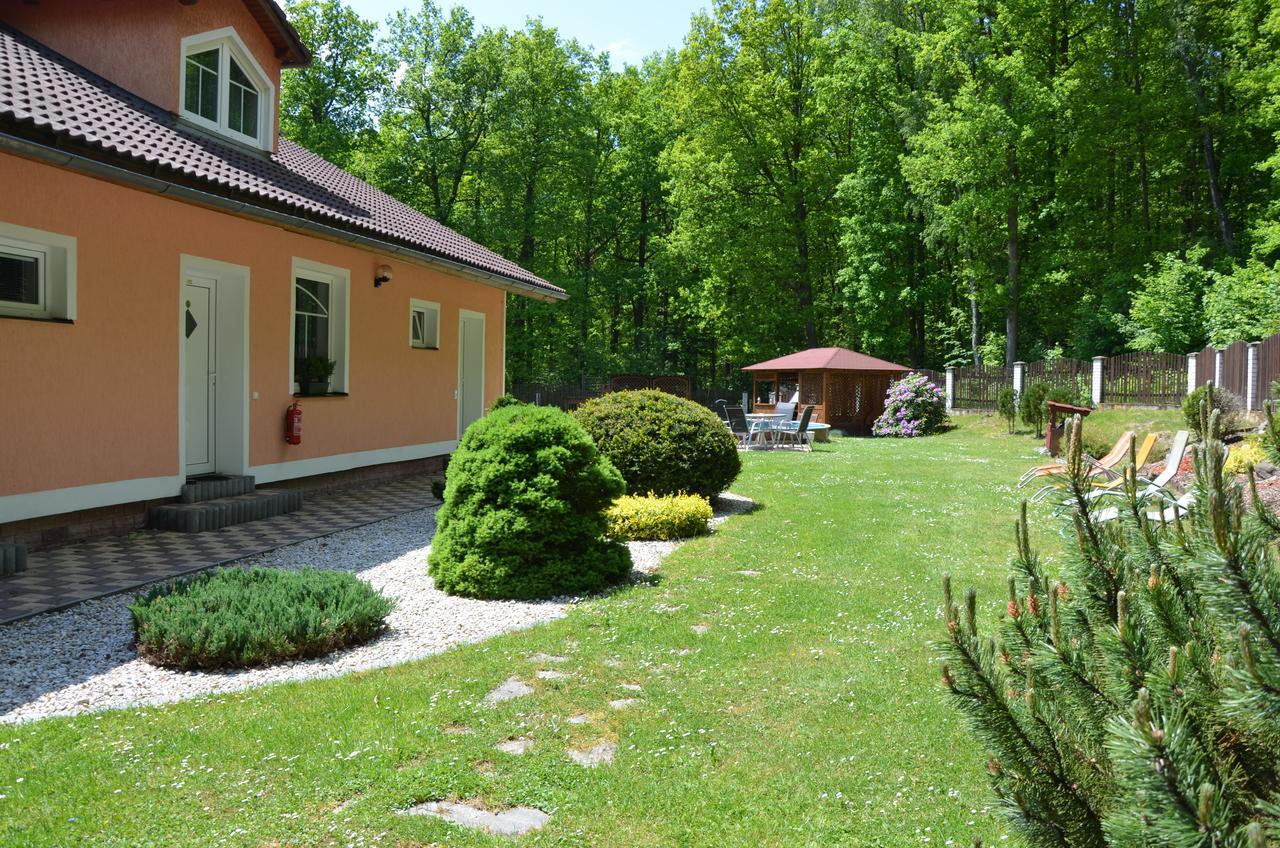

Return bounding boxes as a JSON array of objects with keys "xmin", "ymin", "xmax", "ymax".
[
  {"xmin": 184, "ymin": 275, "xmax": 217, "ymax": 476},
  {"xmin": 458, "ymin": 311, "xmax": 486, "ymax": 437}
]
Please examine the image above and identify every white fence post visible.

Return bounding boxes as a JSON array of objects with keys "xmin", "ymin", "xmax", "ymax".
[
  {"xmin": 1092, "ymin": 356, "xmax": 1105, "ymax": 406},
  {"xmin": 1215, "ymin": 348, "xmax": 1225, "ymax": 387},
  {"xmin": 1012, "ymin": 361, "xmax": 1025, "ymax": 398},
  {"xmin": 1247, "ymin": 342, "xmax": 1260, "ymax": 412},
  {"xmin": 945, "ymin": 367, "xmax": 955, "ymax": 411},
  {"xmin": 1186, "ymin": 352, "xmax": 1198, "ymax": 395}
]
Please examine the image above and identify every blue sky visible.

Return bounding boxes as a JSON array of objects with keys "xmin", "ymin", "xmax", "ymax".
[{"xmin": 345, "ymin": 0, "xmax": 704, "ymax": 67}]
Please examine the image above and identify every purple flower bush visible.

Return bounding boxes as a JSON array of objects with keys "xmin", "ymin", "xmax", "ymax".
[{"xmin": 872, "ymin": 372, "xmax": 949, "ymax": 437}]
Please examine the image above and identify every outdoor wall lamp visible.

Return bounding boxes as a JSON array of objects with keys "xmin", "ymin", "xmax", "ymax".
[{"xmin": 374, "ymin": 264, "xmax": 393, "ymax": 287}]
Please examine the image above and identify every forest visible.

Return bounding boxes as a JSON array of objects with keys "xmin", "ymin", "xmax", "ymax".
[{"xmin": 280, "ymin": 0, "xmax": 1280, "ymax": 393}]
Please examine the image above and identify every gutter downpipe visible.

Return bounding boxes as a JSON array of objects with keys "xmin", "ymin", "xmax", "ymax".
[{"xmin": 0, "ymin": 131, "xmax": 566, "ymax": 303}]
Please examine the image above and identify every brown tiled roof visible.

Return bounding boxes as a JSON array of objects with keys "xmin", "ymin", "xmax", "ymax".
[
  {"xmin": 0, "ymin": 24, "xmax": 564, "ymax": 299},
  {"xmin": 742, "ymin": 347, "xmax": 910, "ymax": 372}
]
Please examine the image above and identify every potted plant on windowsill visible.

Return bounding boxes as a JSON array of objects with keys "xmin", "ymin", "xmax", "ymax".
[{"xmin": 296, "ymin": 356, "xmax": 337, "ymax": 396}]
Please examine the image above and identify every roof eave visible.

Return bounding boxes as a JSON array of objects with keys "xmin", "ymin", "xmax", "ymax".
[
  {"xmin": 0, "ymin": 130, "xmax": 566, "ymax": 302},
  {"xmin": 245, "ymin": 0, "xmax": 312, "ymax": 68}
]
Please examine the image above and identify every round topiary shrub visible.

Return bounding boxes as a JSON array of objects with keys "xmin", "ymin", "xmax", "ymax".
[
  {"xmin": 428, "ymin": 403, "xmax": 630, "ymax": 599},
  {"xmin": 573, "ymin": 390, "xmax": 741, "ymax": 498},
  {"xmin": 606, "ymin": 493, "xmax": 713, "ymax": 541},
  {"xmin": 872, "ymin": 372, "xmax": 949, "ymax": 437},
  {"xmin": 1184, "ymin": 383, "xmax": 1243, "ymax": 437},
  {"xmin": 130, "ymin": 567, "xmax": 393, "ymax": 670}
]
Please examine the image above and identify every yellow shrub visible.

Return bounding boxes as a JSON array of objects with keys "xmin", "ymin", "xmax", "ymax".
[
  {"xmin": 605, "ymin": 493, "xmax": 713, "ymax": 541},
  {"xmin": 1225, "ymin": 437, "xmax": 1267, "ymax": 476}
]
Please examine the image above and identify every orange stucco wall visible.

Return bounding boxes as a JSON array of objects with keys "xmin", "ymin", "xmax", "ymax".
[
  {"xmin": 1, "ymin": 0, "xmax": 281, "ymax": 141},
  {"xmin": 0, "ymin": 152, "xmax": 508, "ymax": 498}
]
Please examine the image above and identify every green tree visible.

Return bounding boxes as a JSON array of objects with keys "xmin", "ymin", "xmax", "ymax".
[{"xmin": 1123, "ymin": 247, "xmax": 1213, "ymax": 352}]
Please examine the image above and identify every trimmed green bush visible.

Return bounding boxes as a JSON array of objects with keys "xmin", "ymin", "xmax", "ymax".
[
  {"xmin": 1183, "ymin": 382, "xmax": 1243, "ymax": 436},
  {"xmin": 1020, "ymin": 379, "xmax": 1050, "ymax": 437},
  {"xmin": 997, "ymin": 387, "xmax": 1017, "ymax": 433},
  {"xmin": 130, "ymin": 567, "xmax": 392, "ymax": 670},
  {"xmin": 573, "ymin": 390, "xmax": 740, "ymax": 498},
  {"xmin": 606, "ymin": 493, "xmax": 713, "ymax": 541},
  {"xmin": 428, "ymin": 403, "xmax": 630, "ymax": 599}
]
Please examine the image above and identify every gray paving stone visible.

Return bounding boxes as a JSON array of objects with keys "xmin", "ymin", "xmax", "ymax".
[
  {"xmin": 608, "ymin": 698, "xmax": 639, "ymax": 710},
  {"xmin": 568, "ymin": 740, "xmax": 616, "ymax": 767},
  {"xmin": 496, "ymin": 737, "xmax": 533, "ymax": 755},
  {"xmin": 483, "ymin": 676, "xmax": 534, "ymax": 705},
  {"xmin": 402, "ymin": 800, "xmax": 550, "ymax": 836}
]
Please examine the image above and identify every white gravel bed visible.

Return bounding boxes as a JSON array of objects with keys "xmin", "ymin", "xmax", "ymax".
[{"xmin": 0, "ymin": 492, "xmax": 754, "ymax": 723}]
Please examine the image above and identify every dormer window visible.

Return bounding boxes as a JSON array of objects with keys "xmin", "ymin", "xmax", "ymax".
[{"xmin": 180, "ymin": 29, "xmax": 273, "ymax": 151}]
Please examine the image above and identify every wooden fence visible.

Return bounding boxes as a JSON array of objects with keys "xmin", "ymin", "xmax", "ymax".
[
  {"xmin": 1025, "ymin": 358, "xmax": 1090, "ymax": 402},
  {"xmin": 1103, "ymin": 352, "xmax": 1187, "ymax": 406},
  {"xmin": 1220, "ymin": 340, "xmax": 1249, "ymax": 399},
  {"xmin": 1259, "ymin": 334, "xmax": 1280, "ymax": 402},
  {"xmin": 952, "ymin": 365, "xmax": 1010, "ymax": 410}
]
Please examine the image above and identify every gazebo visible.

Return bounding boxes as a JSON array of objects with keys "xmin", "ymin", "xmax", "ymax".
[{"xmin": 742, "ymin": 347, "xmax": 911, "ymax": 434}]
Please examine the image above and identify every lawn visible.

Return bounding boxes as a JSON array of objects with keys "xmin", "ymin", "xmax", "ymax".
[{"xmin": 0, "ymin": 410, "xmax": 1184, "ymax": 847}]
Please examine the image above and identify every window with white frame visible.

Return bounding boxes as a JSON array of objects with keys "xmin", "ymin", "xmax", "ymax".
[
  {"xmin": 0, "ymin": 223, "xmax": 76, "ymax": 321},
  {"xmin": 291, "ymin": 261, "xmax": 349, "ymax": 393},
  {"xmin": 410, "ymin": 299, "xmax": 440, "ymax": 350},
  {"xmin": 180, "ymin": 29, "xmax": 272, "ymax": 150}
]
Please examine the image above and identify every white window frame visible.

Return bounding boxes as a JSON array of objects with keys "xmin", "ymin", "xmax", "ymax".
[
  {"xmin": 0, "ymin": 222, "xmax": 76, "ymax": 321},
  {"xmin": 289, "ymin": 259, "xmax": 350, "ymax": 394},
  {"xmin": 409, "ymin": 299, "xmax": 440, "ymax": 350},
  {"xmin": 179, "ymin": 28, "xmax": 275, "ymax": 151}
]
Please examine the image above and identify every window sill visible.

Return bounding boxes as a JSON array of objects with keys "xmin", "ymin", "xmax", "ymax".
[
  {"xmin": 411, "ymin": 346, "xmax": 441, "ymax": 351},
  {"xmin": 292, "ymin": 392, "xmax": 349, "ymax": 398},
  {"xmin": 0, "ymin": 313, "xmax": 73, "ymax": 325}
]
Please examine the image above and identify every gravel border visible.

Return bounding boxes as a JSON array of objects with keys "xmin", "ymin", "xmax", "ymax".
[{"xmin": 0, "ymin": 493, "xmax": 754, "ymax": 723}]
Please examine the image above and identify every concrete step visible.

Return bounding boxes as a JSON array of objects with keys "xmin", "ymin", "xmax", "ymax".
[
  {"xmin": 0, "ymin": 543, "xmax": 27, "ymax": 578},
  {"xmin": 181, "ymin": 475, "xmax": 256, "ymax": 504},
  {"xmin": 149, "ymin": 489, "xmax": 303, "ymax": 533}
]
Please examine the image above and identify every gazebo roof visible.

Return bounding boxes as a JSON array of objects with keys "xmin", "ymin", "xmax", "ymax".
[{"xmin": 742, "ymin": 347, "xmax": 910, "ymax": 373}]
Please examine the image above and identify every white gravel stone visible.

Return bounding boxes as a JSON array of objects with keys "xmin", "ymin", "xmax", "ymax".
[{"xmin": 0, "ymin": 494, "xmax": 753, "ymax": 723}]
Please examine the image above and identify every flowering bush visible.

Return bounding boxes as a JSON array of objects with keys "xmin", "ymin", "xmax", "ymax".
[{"xmin": 871, "ymin": 372, "xmax": 948, "ymax": 437}]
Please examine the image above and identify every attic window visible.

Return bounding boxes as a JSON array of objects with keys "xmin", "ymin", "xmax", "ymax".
[{"xmin": 180, "ymin": 29, "xmax": 273, "ymax": 150}]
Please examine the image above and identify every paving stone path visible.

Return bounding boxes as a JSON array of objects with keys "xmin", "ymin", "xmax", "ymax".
[
  {"xmin": 483, "ymin": 677, "xmax": 534, "ymax": 705},
  {"xmin": 568, "ymin": 740, "xmax": 616, "ymax": 767}
]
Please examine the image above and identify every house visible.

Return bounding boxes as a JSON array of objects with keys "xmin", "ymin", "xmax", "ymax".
[{"xmin": 0, "ymin": 1, "xmax": 565, "ymax": 549}]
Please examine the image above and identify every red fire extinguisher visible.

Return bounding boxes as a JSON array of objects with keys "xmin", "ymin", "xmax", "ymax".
[{"xmin": 285, "ymin": 401, "xmax": 302, "ymax": 445}]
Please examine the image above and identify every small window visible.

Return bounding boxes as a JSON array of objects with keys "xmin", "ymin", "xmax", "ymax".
[
  {"xmin": 0, "ymin": 224, "xmax": 75, "ymax": 320},
  {"xmin": 754, "ymin": 380, "xmax": 776, "ymax": 405},
  {"xmin": 227, "ymin": 57, "xmax": 259, "ymax": 138},
  {"xmin": 184, "ymin": 48, "xmax": 220, "ymax": 123},
  {"xmin": 410, "ymin": 299, "xmax": 440, "ymax": 349},
  {"xmin": 180, "ymin": 30, "xmax": 272, "ymax": 150},
  {"xmin": 290, "ymin": 261, "xmax": 349, "ymax": 393}
]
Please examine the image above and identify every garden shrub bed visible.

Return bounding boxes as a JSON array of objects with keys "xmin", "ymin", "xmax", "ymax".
[
  {"xmin": 574, "ymin": 390, "xmax": 740, "ymax": 498},
  {"xmin": 606, "ymin": 493, "xmax": 713, "ymax": 541},
  {"xmin": 130, "ymin": 567, "xmax": 393, "ymax": 670}
]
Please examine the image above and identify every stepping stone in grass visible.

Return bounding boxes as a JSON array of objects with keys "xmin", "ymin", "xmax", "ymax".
[
  {"xmin": 734, "ymin": 570, "xmax": 762, "ymax": 577},
  {"xmin": 609, "ymin": 698, "xmax": 639, "ymax": 710},
  {"xmin": 536, "ymin": 669, "xmax": 569, "ymax": 680},
  {"xmin": 495, "ymin": 737, "xmax": 533, "ymax": 755},
  {"xmin": 483, "ymin": 677, "xmax": 533, "ymax": 705},
  {"xmin": 568, "ymin": 740, "xmax": 616, "ymax": 767},
  {"xmin": 402, "ymin": 800, "xmax": 550, "ymax": 836},
  {"xmin": 442, "ymin": 723, "xmax": 472, "ymax": 735},
  {"xmin": 691, "ymin": 624, "xmax": 711, "ymax": 634},
  {"xmin": 618, "ymin": 683, "xmax": 642, "ymax": 692},
  {"xmin": 567, "ymin": 713, "xmax": 590, "ymax": 725},
  {"xmin": 528, "ymin": 653, "xmax": 568, "ymax": 664}
]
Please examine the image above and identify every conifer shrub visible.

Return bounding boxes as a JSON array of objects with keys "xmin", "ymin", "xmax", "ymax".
[
  {"xmin": 1224, "ymin": 436, "xmax": 1266, "ymax": 476},
  {"xmin": 871, "ymin": 372, "xmax": 948, "ymax": 437},
  {"xmin": 573, "ymin": 390, "xmax": 740, "ymax": 498},
  {"xmin": 1020, "ymin": 379, "xmax": 1050, "ymax": 437},
  {"xmin": 997, "ymin": 387, "xmax": 1018, "ymax": 434},
  {"xmin": 429, "ymin": 403, "xmax": 630, "ymax": 599},
  {"xmin": 130, "ymin": 567, "xmax": 392, "ymax": 670},
  {"xmin": 605, "ymin": 493, "xmax": 713, "ymax": 541},
  {"xmin": 1183, "ymin": 383, "xmax": 1242, "ymax": 437},
  {"xmin": 939, "ymin": 406, "xmax": 1280, "ymax": 844}
]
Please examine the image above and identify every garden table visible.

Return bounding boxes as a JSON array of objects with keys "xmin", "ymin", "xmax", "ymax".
[{"xmin": 744, "ymin": 413, "xmax": 790, "ymax": 448}]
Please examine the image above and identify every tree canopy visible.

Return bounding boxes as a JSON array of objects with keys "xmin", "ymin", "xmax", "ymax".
[{"xmin": 281, "ymin": 0, "xmax": 1280, "ymax": 392}]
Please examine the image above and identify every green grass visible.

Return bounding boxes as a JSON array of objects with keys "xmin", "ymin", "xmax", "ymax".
[{"xmin": 0, "ymin": 413, "xmax": 1172, "ymax": 846}]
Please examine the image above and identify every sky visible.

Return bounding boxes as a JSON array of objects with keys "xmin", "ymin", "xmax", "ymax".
[{"xmin": 345, "ymin": 0, "xmax": 703, "ymax": 67}]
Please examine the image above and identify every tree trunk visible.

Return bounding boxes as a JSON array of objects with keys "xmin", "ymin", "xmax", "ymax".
[
  {"xmin": 1175, "ymin": 11, "xmax": 1235, "ymax": 256},
  {"xmin": 1005, "ymin": 149, "xmax": 1020, "ymax": 366}
]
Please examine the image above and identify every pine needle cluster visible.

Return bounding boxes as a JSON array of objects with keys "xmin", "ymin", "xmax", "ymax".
[{"xmin": 940, "ymin": 396, "xmax": 1280, "ymax": 846}]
